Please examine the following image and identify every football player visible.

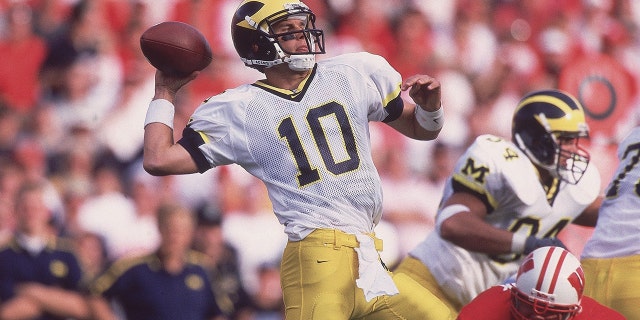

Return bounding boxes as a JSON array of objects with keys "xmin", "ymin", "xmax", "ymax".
[
  {"xmin": 141, "ymin": 0, "xmax": 453, "ymax": 319},
  {"xmin": 394, "ymin": 89, "xmax": 603, "ymax": 313},
  {"xmin": 581, "ymin": 126, "xmax": 640, "ymax": 319},
  {"xmin": 457, "ymin": 246, "xmax": 625, "ymax": 319}
]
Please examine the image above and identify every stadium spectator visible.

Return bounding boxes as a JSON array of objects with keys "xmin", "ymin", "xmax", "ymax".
[
  {"xmin": 249, "ymin": 261, "xmax": 285, "ymax": 320},
  {"xmin": 378, "ymin": 141, "xmax": 438, "ymax": 258},
  {"xmin": 221, "ymin": 176, "xmax": 287, "ymax": 298},
  {"xmin": 88, "ymin": 202, "xmax": 224, "ymax": 320},
  {"xmin": 11, "ymin": 137, "xmax": 65, "ymax": 228},
  {"xmin": 76, "ymin": 164, "xmax": 157, "ymax": 260},
  {"xmin": 0, "ymin": 180, "xmax": 90, "ymax": 320},
  {"xmin": 39, "ymin": 0, "xmax": 122, "ymax": 139},
  {"xmin": 192, "ymin": 203, "xmax": 254, "ymax": 319},
  {"xmin": 0, "ymin": 2, "xmax": 48, "ymax": 114},
  {"xmin": 388, "ymin": 7, "xmax": 435, "ymax": 79}
]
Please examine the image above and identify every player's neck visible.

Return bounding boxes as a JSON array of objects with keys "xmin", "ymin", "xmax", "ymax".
[
  {"xmin": 535, "ymin": 166, "xmax": 555, "ymax": 186},
  {"xmin": 263, "ymin": 64, "xmax": 311, "ymax": 90}
]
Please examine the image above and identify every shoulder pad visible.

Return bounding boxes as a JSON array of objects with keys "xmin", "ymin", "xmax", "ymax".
[
  {"xmin": 320, "ymin": 52, "xmax": 394, "ymax": 77},
  {"xmin": 568, "ymin": 163, "xmax": 601, "ymax": 205},
  {"xmin": 469, "ymin": 135, "xmax": 542, "ymax": 206}
]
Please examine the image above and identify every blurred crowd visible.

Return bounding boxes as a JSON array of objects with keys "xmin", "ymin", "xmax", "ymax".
[{"xmin": 1, "ymin": 0, "xmax": 639, "ymax": 319}]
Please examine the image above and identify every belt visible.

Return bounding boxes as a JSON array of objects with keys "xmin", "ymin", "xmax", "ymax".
[{"xmin": 305, "ymin": 228, "xmax": 383, "ymax": 251}]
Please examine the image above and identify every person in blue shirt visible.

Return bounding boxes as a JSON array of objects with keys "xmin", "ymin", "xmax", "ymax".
[
  {"xmin": 88, "ymin": 202, "xmax": 224, "ymax": 320},
  {"xmin": 0, "ymin": 180, "xmax": 90, "ymax": 320}
]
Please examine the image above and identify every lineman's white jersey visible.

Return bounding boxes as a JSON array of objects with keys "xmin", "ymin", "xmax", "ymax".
[
  {"xmin": 408, "ymin": 134, "xmax": 600, "ymax": 305},
  {"xmin": 582, "ymin": 127, "xmax": 640, "ymax": 259},
  {"xmin": 178, "ymin": 52, "xmax": 403, "ymax": 241}
]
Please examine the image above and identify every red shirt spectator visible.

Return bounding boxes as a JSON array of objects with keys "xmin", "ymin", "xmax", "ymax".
[{"xmin": 0, "ymin": 3, "xmax": 47, "ymax": 113}]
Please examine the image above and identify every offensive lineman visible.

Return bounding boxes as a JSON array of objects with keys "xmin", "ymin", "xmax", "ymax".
[
  {"xmin": 142, "ymin": 0, "xmax": 453, "ymax": 319},
  {"xmin": 394, "ymin": 89, "xmax": 602, "ymax": 314},
  {"xmin": 581, "ymin": 126, "xmax": 640, "ymax": 319}
]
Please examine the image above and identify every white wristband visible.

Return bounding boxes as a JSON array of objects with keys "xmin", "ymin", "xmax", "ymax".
[
  {"xmin": 511, "ymin": 233, "xmax": 527, "ymax": 253},
  {"xmin": 435, "ymin": 204, "xmax": 469, "ymax": 235},
  {"xmin": 144, "ymin": 99, "xmax": 175, "ymax": 129},
  {"xmin": 415, "ymin": 105, "xmax": 444, "ymax": 131}
]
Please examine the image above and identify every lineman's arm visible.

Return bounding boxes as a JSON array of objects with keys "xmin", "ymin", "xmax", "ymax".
[
  {"xmin": 143, "ymin": 70, "xmax": 199, "ymax": 176},
  {"xmin": 571, "ymin": 195, "xmax": 602, "ymax": 227},
  {"xmin": 438, "ymin": 192, "xmax": 516, "ymax": 255},
  {"xmin": 386, "ymin": 74, "xmax": 442, "ymax": 141}
]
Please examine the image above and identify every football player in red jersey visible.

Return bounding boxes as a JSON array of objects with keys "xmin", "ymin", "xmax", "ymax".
[{"xmin": 457, "ymin": 246, "xmax": 625, "ymax": 320}]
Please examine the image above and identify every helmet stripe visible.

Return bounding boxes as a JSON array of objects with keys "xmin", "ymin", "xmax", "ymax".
[
  {"xmin": 518, "ymin": 94, "xmax": 587, "ymax": 133},
  {"xmin": 535, "ymin": 246, "xmax": 555, "ymax": 291},
  {"xmin": 548, "ymin": 248, "xmax": 568, "ymax": 294},
  {"xmin": 518, "ymin": 95, "xmax": 579, "ymax": 115}
]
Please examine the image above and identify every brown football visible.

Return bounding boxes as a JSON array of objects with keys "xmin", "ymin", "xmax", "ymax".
[{"xmin": 140, "ymin": 21, "xmax": 212, "ymax": 76}]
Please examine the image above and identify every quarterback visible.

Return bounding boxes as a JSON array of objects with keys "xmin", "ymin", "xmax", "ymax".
[
  {"xmin": 395, "ymin": 89, "xmax": 603, "ymax": 313},
  {"xmin": 141, "ymin": 0, "xmax": 453, "ymax": 319}
]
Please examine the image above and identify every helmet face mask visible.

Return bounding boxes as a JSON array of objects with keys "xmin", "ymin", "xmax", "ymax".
[
  {"xmin": 511, "ymin": 288, "xmax": 582, "ymax": 320},
  {"xmin": 232, "ymin": 0, "xmax": 326, "ymax": 72},
  {"xmin": 510, "ymin": 247, "xmax": 584, "ymax": 320},
  {"xmin": 512, "ymin": 89, "xmax": 590, "ymax": 184},
  {"xmin": 555, "ymin": 135, "xmax": 589, "ymax": 185}
]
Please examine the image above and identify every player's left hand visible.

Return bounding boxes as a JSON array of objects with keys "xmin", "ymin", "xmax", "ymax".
[{"xmin": 401, "ymin": 74, "xmax": 441, "ymax": 112}]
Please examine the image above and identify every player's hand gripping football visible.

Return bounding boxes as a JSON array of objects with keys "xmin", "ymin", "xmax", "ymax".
[
  {"xmin": 401, "ymin": 74, "xmax": 441, "ymax": 112},
  {"xmin": 153, "ymin": 70, "xmax": 199, "ymax": 100}
]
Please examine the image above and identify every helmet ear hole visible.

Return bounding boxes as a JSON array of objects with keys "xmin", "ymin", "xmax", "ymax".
[
  {"xmin": 254, "ymin": 35, "xmax": 277, "ymax": 60},
  {"xmin": 531, "ymin": 133, "xmax": 557, "ymax": 165}
]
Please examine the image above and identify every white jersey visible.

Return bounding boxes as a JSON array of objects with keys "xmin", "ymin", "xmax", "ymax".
[
  {"xmin": 582, "ymin": 127, "xmax": 640, "ymax": 259},
  {"xmin": 408, "ymin": 134, "xmax": 600, "ymax": 305},
  {"xmin": 178, "ymin": 52, "xmax": 403, "ymax": 241}
]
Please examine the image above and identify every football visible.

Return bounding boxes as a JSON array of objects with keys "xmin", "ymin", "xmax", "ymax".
[{"xmin": 140, "ymin": 21, "xmax": 212, "ymax": 76}]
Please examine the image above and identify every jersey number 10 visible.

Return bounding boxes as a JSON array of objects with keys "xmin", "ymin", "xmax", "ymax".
[{"xmin": 278, "ymin": 102, "xmax": 361, "ymax": 187}]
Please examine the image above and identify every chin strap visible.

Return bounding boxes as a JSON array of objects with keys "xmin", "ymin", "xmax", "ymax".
[{"xmin": 286, "ymin": 54, "xmax": 315, "ymax": 71}]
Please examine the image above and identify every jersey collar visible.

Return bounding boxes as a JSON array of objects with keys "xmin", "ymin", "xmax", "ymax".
[{"xmin": 252, "ymin": 65, "xmax": 317, "ymax": 102}]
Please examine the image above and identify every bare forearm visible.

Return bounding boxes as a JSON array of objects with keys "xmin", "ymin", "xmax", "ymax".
[
  {"xmin": 572, "ymin": 196, "xmax": 602, "ymax": 227},
  {"xmin": 0, "ymin": 296, "xmax": 41, "ymax": 320},
  {"xmin": 438, "ymin": 199, "xmax": 514, "ymax": 255},
  {"xmin": 88, "ymin": 296, "xmax": 119, "ymax": 320},
  {"xmin": 24, "ymin": 286, "xmax": 91, "ymax": 319},
  {"xmin": 442, "ymin": 221, "xmax": 515, "ymax": 255}
]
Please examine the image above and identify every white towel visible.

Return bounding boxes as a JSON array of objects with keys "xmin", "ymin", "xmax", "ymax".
[{"xmin": 354, "ymin": 234, "xmax": 399, "ymax": 301}]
